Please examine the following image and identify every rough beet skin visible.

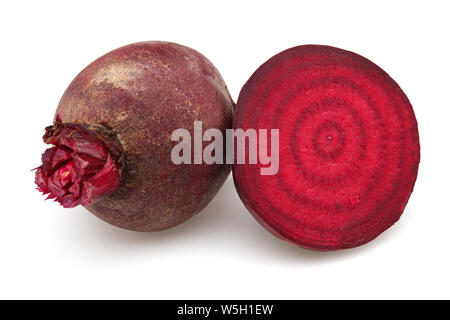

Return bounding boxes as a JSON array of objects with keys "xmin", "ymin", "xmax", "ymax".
[
  {"xmin": 35, "ymin": 41, "xmax": 234, "ymax": 231},
  {"xmin": 233, "ymin": 45, "xmax": 420, "ymax": 251}
]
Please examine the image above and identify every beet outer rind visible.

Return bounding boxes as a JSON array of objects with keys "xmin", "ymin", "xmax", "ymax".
[
  {"xmin": 36, "ymin": 41, "xmax": 234, "ymax": 231},
  {"xmin": 233, "ymin": 45, "xmax": 420, "ymax": 251}
]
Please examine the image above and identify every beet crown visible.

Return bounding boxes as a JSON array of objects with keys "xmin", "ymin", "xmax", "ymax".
[{"xmin": 35, "ymin": 118, "xmax": 123, "ymax": 208}]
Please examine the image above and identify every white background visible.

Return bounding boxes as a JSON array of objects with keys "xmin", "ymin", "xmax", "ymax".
[{"xmin": 1, "ymin": 0, "xmax": 449, "ymax": 299}]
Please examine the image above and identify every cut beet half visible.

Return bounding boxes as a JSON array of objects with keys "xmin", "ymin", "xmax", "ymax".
[{"xmin": 233, "ymin": 45, "xmax": 420, "ymax": 251}]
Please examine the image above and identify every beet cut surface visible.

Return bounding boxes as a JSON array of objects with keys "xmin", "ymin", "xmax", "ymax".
[{"xmin": 233, "ymin": 45, "xmax": 420, "ymax": 251}]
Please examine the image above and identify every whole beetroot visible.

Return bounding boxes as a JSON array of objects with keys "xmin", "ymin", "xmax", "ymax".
[{"xmin": 35, "ymin": 41, "xmax": 234, "ymax": 231}]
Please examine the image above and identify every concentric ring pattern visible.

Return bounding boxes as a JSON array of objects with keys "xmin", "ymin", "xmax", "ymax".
[{"xmin": 233, "ymin": 45, "xmax": 420, "ymax": 251}]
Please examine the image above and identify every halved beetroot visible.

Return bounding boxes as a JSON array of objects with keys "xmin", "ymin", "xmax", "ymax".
[{"xmin": 233, "ymin": 45, "xmax": 420, "ymax": 251}]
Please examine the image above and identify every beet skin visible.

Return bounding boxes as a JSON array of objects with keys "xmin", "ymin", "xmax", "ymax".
[
  {"xmin": 36, "ymin": 41, "xmax": 234, "ymax": 231},
  {"xmin": 233, "ymin": 45, "xmax": 420, "ymax": 251}
]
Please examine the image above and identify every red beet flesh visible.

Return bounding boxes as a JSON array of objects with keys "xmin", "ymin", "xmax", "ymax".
[
  {"xmin": 36, "ymin": 41, "xmax": 233, "ymax": 231},
  {"xmin": 233, "ymin": 45, "xmax": 420, "ymax": 251}
]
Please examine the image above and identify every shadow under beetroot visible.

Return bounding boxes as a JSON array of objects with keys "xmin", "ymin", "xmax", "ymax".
[{"xmin": 62, "ymin": 177, "xmax": 410, "ymax": 264}]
